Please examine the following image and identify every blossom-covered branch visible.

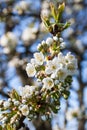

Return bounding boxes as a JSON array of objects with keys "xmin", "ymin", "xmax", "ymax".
[{"xmin": 0, "ymin": 3, "xmax": 78, "ymax": 130}]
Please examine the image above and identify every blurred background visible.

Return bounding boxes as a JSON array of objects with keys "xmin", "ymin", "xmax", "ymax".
[{"xmin": 0, "ymin": 0, "xmax": 87, "ymax": 130}]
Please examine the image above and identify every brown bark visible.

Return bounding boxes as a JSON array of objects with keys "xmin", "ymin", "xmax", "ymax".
[
  {"xmin": 33, "ymin": 118, "xmax": 52, "ymax": 130},
  {"xmin": 78, "ymin": 57, "xmax": 86, "ymax": 130}
]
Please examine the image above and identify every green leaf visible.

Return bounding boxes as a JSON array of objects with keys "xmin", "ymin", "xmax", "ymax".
[
  {"xmin": 62, "ymin": 90, "xmax": 70, "ymax": 100},
  {"xmin": 50, "ymin": 3, "xmax": 58, "ymax": 21},
  {"xmin": 63, "ymin": 22, "xmax": 71, "ymax": 29},
  {"xmin": 6, "ymin": 124, "xmax": 16, "ymax": 130},
  {"xmin": 57, "ymin": 3, "xmax": 65, "ymax": 22},
  {"xmin": 0, "ymin": 126, "xmax": 2, "ymax": 130},
  {"xmin": 9, "ymin": 89, "xmax": 20, "ymax": 100},
  {"xmin": 41, "ymin": 16, "xmax": 50, "ymax": 28}
]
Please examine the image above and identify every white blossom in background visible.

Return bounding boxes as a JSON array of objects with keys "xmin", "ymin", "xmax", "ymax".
[
  {"xmin": 14, "ymin": 1, "xmax": 30, "ymax": 13},
  {"xmin": 0, "ymin": 32, "xmax": 18, "ymax": 53},
  {"xmin": 20, "ymin": 105, "xmax": 29, "ymax": 116},
  {"xmin": 26, "ymin": 63, "xmax": 36, "ymax": 77},
  {"xmin": 42, "ymin": 1, "xmax": 49, "ymax": 9},
  {"xmin": 19, "ymin": 1, "xmax": 29, "ymax": 11},
  {"xmin": 22, "ymin": 27, "xmax": 38, "ymax": 45},
  {"xmin": 66, "ymin": 108, "xmax": 80, "ymax": 121},
  {"xmin": 39, "ymin": 0, "xmax": 49, "ymax": 33},
  {"xmin": 41, "ymin": 0, "xmax": 50, "ymax": 17},
  {"xmin": 42, "ymin": 77, "xmax": 54, "ymax": 90},
  {"xmin": 75, "ymin": 40, "xmax": 84, "ymax": 53},
  {"xmin": 41, "ymin": 9, "xmax": 50, "ymax": 17}
]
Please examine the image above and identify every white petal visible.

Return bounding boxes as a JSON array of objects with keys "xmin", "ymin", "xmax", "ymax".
[{"xmin": 26, "ymin": 63, "xmax": 36, "ymax": 77}]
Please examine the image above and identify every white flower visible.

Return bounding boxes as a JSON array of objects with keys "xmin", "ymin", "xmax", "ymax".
[
  {"xmin": 58, "ymin": 52, "xmax": 65, "ymax": 64},
  {"xmin": 56, "ymin": 66, "xmax": 67, "ymax": 81},
  {"xmin": 54, "ymin": 80, "xmax": 59, "ymax": 85},
  {"xmin": 3, "ymin": 101, "xmax": 11, "ymax": 108},
  {"xmin": 20, "ymin": 105, "xmax": 29, "ymax": 116},
  {"xmin": 26, "ymin": 63, "xmax": 36, "ymax": 77},
  {"xmin": 8, "ymin": 98, "xmax": 11, "ymax": 102},
  {"xmin": 58, "ymin": 52, "xmax": 64, "ymax": 60},
  {"xmin": 45, "ymin": 57, "xmax": 59, "ymax": 75},
  {"xmin": 37, "ymin": 43, "xmax": 41, "ymax": 50},
  {"xmin": 60, "ymin": 42, "xmax": 66, "ymax": 49},
  {"xmin": 65, "ymin": 52, "xmax": 76, "ymax": 63},
  {"xmin": 46, "ymin": 37, "xmax": 53, "ymax": 46},
  {"xmin": 41, "ymin": 40, "xmax": 46, "ymax": 45},
  {"xmin": 65, "ymin": 52, "xmax": 78, "ymax": 75},
  {"xmin": 30, "ymin": 58, "xmax": 36, "ymax": 66},
  {"xmin": 21, "ymin": 85, "xmax": 36, "ymax": 98},
  {"xmin": 1, "ymin": 117, "xmax": 7, "ymax": 124},
  {"xmin": 42, "ymin": 77, "xmax": 54, "ymax": 89},
  {"xmin": 34, "ymin": 52, "xmax": 44, "ymax": 65},
  {"xmin": 66, "ymin": 62, "xmax": 77, "ymax": 75},
  {"xmin": 59, "ymin": 37, "xmax": 63, "ymax": 42},
  {"xmin": 53, "ymin": 36, "xmax": 58, "ymax": 41}
]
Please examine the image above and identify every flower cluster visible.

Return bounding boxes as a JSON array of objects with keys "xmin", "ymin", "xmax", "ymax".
[{"xmin": 26, "ymin": 36, "xmax": 77, "ymax": 90}]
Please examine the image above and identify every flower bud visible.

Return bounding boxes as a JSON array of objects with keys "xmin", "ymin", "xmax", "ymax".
[{"xmin": 46, "ymin": 37, "xmax": 53, "ymax": 46}]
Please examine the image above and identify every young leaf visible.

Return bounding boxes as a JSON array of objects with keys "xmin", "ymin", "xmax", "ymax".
[
  {"xmin": 57, "ymin": 3, "xmax": 65, "ymax": 22},
  {"xmin": 50, "ymin": 3, "xmax": 58, "ymax": 22}
]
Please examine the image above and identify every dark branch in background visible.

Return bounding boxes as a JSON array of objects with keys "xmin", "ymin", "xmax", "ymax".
[
  {"xmin": 0, "ymin": 12, "xmax": 40, "ymax": 19},
  {"xmin": 16, "ymin": 116, "xmax": 30, "ymax": 130},
  {"xmin": 0, "ymin": 91, "xmax": 9, "ymax": 98}
]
